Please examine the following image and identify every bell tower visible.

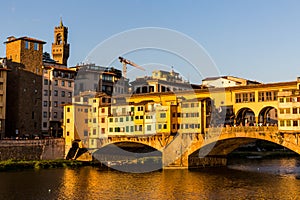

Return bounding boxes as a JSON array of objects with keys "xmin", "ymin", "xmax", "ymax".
[{"xmin": 52, "ymin": 18, "xmax": 70, "ymax": 66}]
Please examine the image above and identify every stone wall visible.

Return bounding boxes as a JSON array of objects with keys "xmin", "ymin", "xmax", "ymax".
[{"xmin": 0, "ymin": 138, "xmax": 65, "ymax": 161}]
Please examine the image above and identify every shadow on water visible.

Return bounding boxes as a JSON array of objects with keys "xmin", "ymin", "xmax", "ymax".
[{"xmin": 227, "ymin": 155, "xmax": 300, "ymax": 179}]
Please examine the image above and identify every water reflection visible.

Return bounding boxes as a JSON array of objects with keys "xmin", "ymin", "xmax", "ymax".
[{"xmin": 0, "ymin": 158, "xmax": 299, "ymax": 199}]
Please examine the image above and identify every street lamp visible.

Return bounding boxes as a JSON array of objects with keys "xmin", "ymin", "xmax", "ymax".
[{"xmin": 50, "ymin": 127, "xmax": 53, "ymax": 138}]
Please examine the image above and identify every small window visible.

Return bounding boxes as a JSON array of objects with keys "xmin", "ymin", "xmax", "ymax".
[
  {"xmin": 158, "ymin": 124, "xmax": 162, "ymax": 129},
  {"xmin": 147, "ymin": 125, "xmax": 151, "ymax": 131},
  {"xmin": 293, "ymin": 108, "xmax": 298, "ymax": 114},
  {"xmin": 61, "ymin": 91, "xmax": 65, "ymax": 97},
  {"xmin": 160, "ymin": 113, "xmax": 166, "ymax": 118},
  {"xmin": 84, "ymin": 130, "xmax": 88, "ymax": 136},
  {"xmin": 25, "ymin": 41, "xmax": 29, "ymax": 49},
  {"xmin": 34, "ymin": 43, "xmax": 39, "ymax": 51},
  {"xmin": 293, "ymin": 120, "xmax": 298, "ymax": 127},
  {"xmin": 61, "ymin": 80, "xmax": 65, "ymax": 86},
  {"xmin": 279, "ymin": 98, "xmax": 284, "ymax": 103}
]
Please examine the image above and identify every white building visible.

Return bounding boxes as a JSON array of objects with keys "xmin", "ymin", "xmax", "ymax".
[{"xmin": 202, "ymin": 76, "xmax": 260, "ymax": 88}]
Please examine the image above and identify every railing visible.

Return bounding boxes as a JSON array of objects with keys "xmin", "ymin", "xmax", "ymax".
[
  {"xmin": 221, "ymin": 126, "xmax": 278, "ymax": 133},
  {"xmin": 204, "ymin": 126, "xmax": 279, "ymax": 139}
]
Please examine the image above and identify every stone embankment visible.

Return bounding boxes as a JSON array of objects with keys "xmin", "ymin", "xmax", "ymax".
[{"xmin": 0, "ymin": 138, "xmax": 65, "ymax": 161}]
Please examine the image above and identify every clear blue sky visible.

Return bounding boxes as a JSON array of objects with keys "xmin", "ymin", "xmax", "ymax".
[{"xmin": 1, "ymin": 0, "xmax": 300, "ymax": 83}]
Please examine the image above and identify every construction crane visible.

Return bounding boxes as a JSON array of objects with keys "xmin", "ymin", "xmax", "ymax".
[{"xmin": 118, "ymin": 56, "xmax": 145, "ymax": 78}]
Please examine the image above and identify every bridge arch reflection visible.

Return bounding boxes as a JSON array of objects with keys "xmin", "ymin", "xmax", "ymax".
[{"xmin": 92, "ymin": 141, "xmax": 162, "ymax": 173}]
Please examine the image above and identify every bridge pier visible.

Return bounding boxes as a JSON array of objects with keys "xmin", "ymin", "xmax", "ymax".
[
  {"xmin": 188, "ymin": 155, "xmax": 227, "ymax": 169},
  {"xmin": 162, "ymin": 152, "xmax": 227, "ymax": 169}
]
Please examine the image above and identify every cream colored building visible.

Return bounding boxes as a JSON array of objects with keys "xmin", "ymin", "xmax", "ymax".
[
  {"xmin": 278, "ymin": 89, "xmax": 300, "ymax": 132},
  {"xmin": 42, "ymin": 64, "xmax": 76, "ymax": 136},
  {"xmin": 63, "ymin": 102, "xmax": 90, "ymax": 156}
]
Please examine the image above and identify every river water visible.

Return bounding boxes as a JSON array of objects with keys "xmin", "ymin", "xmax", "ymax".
[{"xmin": 0, "ymin": 157, "xmax": 299, "ymax": 200}]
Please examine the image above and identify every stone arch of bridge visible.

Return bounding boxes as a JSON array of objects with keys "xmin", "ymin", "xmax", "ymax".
[
  {"xmin": 258, "ymin": 106, "xmax": 278, "ymax": 126},
  {"xmin": 91, "ymin": 140, "xmax": 163, "ymax": 154},
  {"xmin": 92, "ymin": 141, "xmax": 162, "ymax": 164},
  {"xmin": 235, "ymin": 107, "xmax": 256, "ymax": 126},
  {"xmin": 188, "ymin": 133, "xmax": 300, "ymax": 160}
]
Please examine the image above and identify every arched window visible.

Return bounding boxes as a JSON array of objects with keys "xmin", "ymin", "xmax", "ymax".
[{"xmin": 56, "ymin": 33, "xmax": 62, "ymax": 45}]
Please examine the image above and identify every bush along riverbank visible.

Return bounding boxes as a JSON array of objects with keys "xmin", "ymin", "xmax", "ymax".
[{"xmin": 0, "ymin": 159, "xmax": 95, "ymax": 171}]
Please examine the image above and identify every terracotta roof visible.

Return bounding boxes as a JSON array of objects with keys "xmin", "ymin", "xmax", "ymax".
[
  {"xmin": 4, "ymin": 36, "xmax": 46, "ymax": 44},
  {"xmin": 43, "ymin": 65, "xmax": 77, "ymax": 72}
]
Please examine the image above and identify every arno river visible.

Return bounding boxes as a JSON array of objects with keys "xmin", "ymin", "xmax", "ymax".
[{"xmin": 0, "ymin": 157, "xmax": 299, "ymax": 199}]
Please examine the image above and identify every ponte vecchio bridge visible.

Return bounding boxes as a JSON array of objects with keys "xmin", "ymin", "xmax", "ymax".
[
  {"xmin": 66, "ymin": 79, "xmax": 300, "ymax": 169},
  {"xmin": 74, "ymin": 126, "xmax": 300, "ymax": 169}
]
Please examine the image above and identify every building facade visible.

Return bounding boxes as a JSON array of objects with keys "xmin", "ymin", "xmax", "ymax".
[
  {"xmin": 202, "ymin": 76, "xmax": 260, "ymax": 88},
  {"xmin": 130, "ymin": 69, "xmax": 198, "ymax": 94},
  {"xmin": 5, "ymin": 36, "xmax": 46, "ymax": 137},
  {"xmin": 0, "ymin": 58, "xmax": 9, "ymax": 138},
  {"xmin": 277, "ymin": 80, "xmax": 300, "ymax": 132},
  {"xmin": 41, "ymin": 63, "xmax": 76, "ymax": 136},
  {"xmin": 73, "ymin": 63, "xmax": 129, "ymax": 96}
]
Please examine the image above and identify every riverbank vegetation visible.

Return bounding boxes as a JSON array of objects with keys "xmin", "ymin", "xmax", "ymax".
[{"xmin": 0, "ymin": 159, "xmax": 92, "ymax": 171}]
